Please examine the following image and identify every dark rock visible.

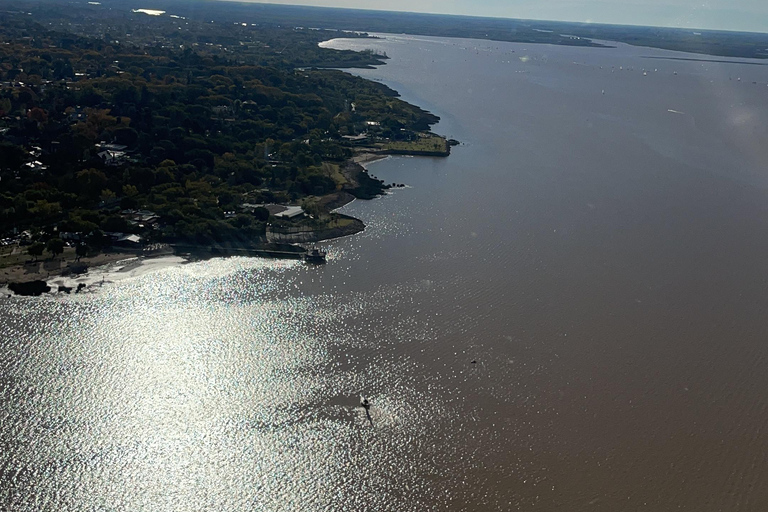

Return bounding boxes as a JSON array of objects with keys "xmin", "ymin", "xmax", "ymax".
[
  {"xmin": 9, "ymin": 280, "xmax": 51, "ymax": 296},
  {"xmin": 342, "ymin": 161, "xmax": 387, "ymax": 200}
]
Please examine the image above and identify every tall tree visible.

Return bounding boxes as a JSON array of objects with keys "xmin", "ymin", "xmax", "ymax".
[
  {"xmin": 27, "ymin": 242, "xmax": 45, "ymax": 260},
  {"xmin": 46, "ymin": 238, "xmax": 65, "ymax": 259}
]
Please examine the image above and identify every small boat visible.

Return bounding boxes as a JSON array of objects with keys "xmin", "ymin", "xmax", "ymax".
[{"xmin": 304, "ymin": 247, "xmax": 326, "ymax": 263}]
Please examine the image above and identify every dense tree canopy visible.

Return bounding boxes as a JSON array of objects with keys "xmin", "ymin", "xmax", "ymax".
[{"xmin": 0, "ymin": 3, "xmax": 439, "ymax": 246}]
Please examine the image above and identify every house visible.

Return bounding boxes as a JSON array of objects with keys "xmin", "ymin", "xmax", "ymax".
[
  {"xmin": 342, "ymin": 133, "xmax": 369, "ymax": 145},
  {"xmin": 241, "ymin": 203, "xmax": 305, "ymax": 219},
  {"xmin": 105, "ymin": 232, "xmax": 143, "ymax": 247},
  {"xmin": 24, "ymin": 161, "xmax": 48, "ymax": 172},
  {"xmin": 115, "ymin": 234, "xmax": 142, "ymax": 246},
  {"xmin": 274, "ymin": 206, "xmax": 305, "ymax": 219},
  {"xmin": 60, "ymin": 232, "xmax": 83, "ymax": 242},
  {"xmin": 97, "ymin": 143, "xmax": 128, "ymax": 152},
  {"xmin": 212, "ymin": 105, "xmax": 233, "ymax": 116},
  {"xmin": 121, "ymin": 209, "xmax": 160, "ymax": 227},
  {"xmin": 97, "ymin": 150, "xmax": 127, "ymax": 166}
]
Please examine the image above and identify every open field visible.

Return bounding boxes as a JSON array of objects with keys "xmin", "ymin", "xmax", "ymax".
[{"xmin": 385, "ymin": 135, "xmax": 449, "ymax": 155}]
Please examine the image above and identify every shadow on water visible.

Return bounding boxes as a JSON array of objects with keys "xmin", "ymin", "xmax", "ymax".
[
  {"xmin": 361, "ymin": 396, "xmax": 373, "ymax": 427},
  {"xmin": 364, "ymin": 406, "xmax": 373, "ymax": 427}
]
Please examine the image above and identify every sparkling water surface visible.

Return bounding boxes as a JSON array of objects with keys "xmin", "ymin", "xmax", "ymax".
[{"xmin": 4, "ymin": 34, "xmax": 768, "ymax": 511}]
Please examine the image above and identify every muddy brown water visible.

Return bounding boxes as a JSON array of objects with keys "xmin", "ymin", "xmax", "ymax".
[{"xmin": 3, "ymin": 33, "xmax": 768, "ymax": 511}]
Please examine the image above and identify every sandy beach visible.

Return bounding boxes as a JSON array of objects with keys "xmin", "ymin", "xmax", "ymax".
[
  {"xmin": 0, "ymin": 247, "xmax": 140, "ymax": 286},
  {"xmin": 0, "ymin": 252, "xmax": 188, "ymax": 296},
  {"xmin": 351, "ymin": 151, "xmax": 389, "ymax": 167}
]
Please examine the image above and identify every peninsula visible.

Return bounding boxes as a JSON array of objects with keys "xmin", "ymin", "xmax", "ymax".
[{"xmin": 0, "ymin": 1, "xmax": 451, "ymax": 290}]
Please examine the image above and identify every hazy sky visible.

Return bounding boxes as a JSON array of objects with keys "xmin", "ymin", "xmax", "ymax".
[{"xmin": 237, "ymin": 0, "xmax": 768, "ymax": 33}]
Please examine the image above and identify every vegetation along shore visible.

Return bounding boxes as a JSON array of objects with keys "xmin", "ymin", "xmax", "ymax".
[{"xmin": 0, "ymin": 1, "xmax": 455, "ymax": 293}]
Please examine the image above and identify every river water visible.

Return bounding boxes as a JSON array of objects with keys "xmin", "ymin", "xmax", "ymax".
[{"xmin": 4, "ymin": 34, "xmax": 768, "ymax": 511}]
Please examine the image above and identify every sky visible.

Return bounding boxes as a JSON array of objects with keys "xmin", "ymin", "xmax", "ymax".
[{"xmin": 235, "ymin": 0, "xmax": 768, "ymax": 33}]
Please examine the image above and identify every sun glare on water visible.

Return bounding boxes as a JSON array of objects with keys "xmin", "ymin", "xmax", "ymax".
[{"xmin": 132, "ymin": 9, "xmax": 165, "ymax": 16}]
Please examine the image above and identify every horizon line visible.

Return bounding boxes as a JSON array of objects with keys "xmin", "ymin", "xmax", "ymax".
[{"xmin": 214, "ymin": 0, "xmax": 768, "ymax": 36}]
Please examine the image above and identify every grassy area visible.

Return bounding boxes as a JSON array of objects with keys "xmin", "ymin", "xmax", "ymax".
[
  {"xmin": 0, "ymin": 246, "xmax": 78, "ymax": 269},
  {"xmin": 386, "ymin": 135, "xmax": 448, "ymax": 154},
  {"xmin": 0, "ymin": 245, "xmax": 32, "ymax": 269},
  {"xmin": 326, "ymin": 216, "xmax": 357, "ymax": 228},
  {"xmin": 295, "ymin": 200, "xmax": 357, "ymax": 229},
  {"xmin": 323, "ymin": 162, "xmax": 348, "ymax": 188}
]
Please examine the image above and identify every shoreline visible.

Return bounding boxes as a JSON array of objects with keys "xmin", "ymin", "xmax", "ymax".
[
  {"xmin": 352, "ymin": 152, "xmax": 390, "ymax": 167},
  {"xmin": 0, "ymin": 153, "xmax": 398, "ymax": 295},
  {"xmin": 0, "ymin": 220, "xmax": 366, "ymax": 296},
  {"xmin": 2, "ymin": 132, "xmax": 443, "ymax": 296},
  {"xmin": 1, "ymin": 254, "xmax": 190, "ymax": 297},
  {"xmin": 0, "ymin": 216, "xmax": 365, "ymax": 294},
  {"xmin": 0, "ymin": 250, "xmax": 142, "ymax": 288}
]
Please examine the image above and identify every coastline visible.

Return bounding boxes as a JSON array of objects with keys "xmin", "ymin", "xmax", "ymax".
[
  {"xmin": 1, "ymin": 250, "xmax": 141, "ymax": 287},
  {"xmin": 0, "ymin": 152, "xmax": 414, "ymax": 295},
  {"xmin": 2, "ymin": 54, "xmax": 448, "ymax": 296},
  {"xmin": 352, "ymin": 152, "xmax": 390, "ymax": 166}
]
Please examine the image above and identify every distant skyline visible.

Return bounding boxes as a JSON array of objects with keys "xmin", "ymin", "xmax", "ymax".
[{"xmin": 228, "ymin": 0, "xmax": 768, "ymax": 33}]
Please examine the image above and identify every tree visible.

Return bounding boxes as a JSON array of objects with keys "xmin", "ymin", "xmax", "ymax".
[
  {"xmin": 27, "ymin": 242, "xmax": 45, "ymax": 260},
  {"xmin": 85, "ymin": 230, "xmax": 108, "ymax": 251},
  {"xmin": 0, "ymin": 98, "xmax": 11, "ymax": 116},
  {"xmin": 122, "ymin": 185, "xmax": 139, "ymax": 197},
  {"xmin": 75, "ymin": 243, "xmax": 88, "ymax": 260},
  {"xmin": 99, "ymin": 189, "xmax": 116, "ymax": 202},
  {"xmin": 27, "ymin": 107, "xmax": 48, "ymax": 126},
  {"xmin": 253, "ymin": 207, "xmax": 270, "ymax": 222},
  {"xmin": 100, "ymin": 215, "xmax": 130, "ymax": 233},
  {"xmin": 0, "ymin": 143, "xmax": 27, "ymax": 170},
  {"xmin": 113, "ymin": 126, "xmax": 138, "ymax": 147},
  {"xmin": 77, "ymin": 169, "xmax": 108, "ymax": 198},
  {"xmin": 120, "ymin": 196, "xmax": 139, "ymax": 210},
  {"xmin": 46, "ymin": 238, "xmax": 65, "ymax": 259}
]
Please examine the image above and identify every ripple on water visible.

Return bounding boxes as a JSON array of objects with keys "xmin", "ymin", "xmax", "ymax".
[{"xmin": 0, "ymin": 256, "xmax": 479, "ymax": 511}]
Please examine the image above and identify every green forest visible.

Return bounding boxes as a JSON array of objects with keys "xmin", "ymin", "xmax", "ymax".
[{"xmin": 0, "ymin": 2, "xmax": 440, "ymax": 253}]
